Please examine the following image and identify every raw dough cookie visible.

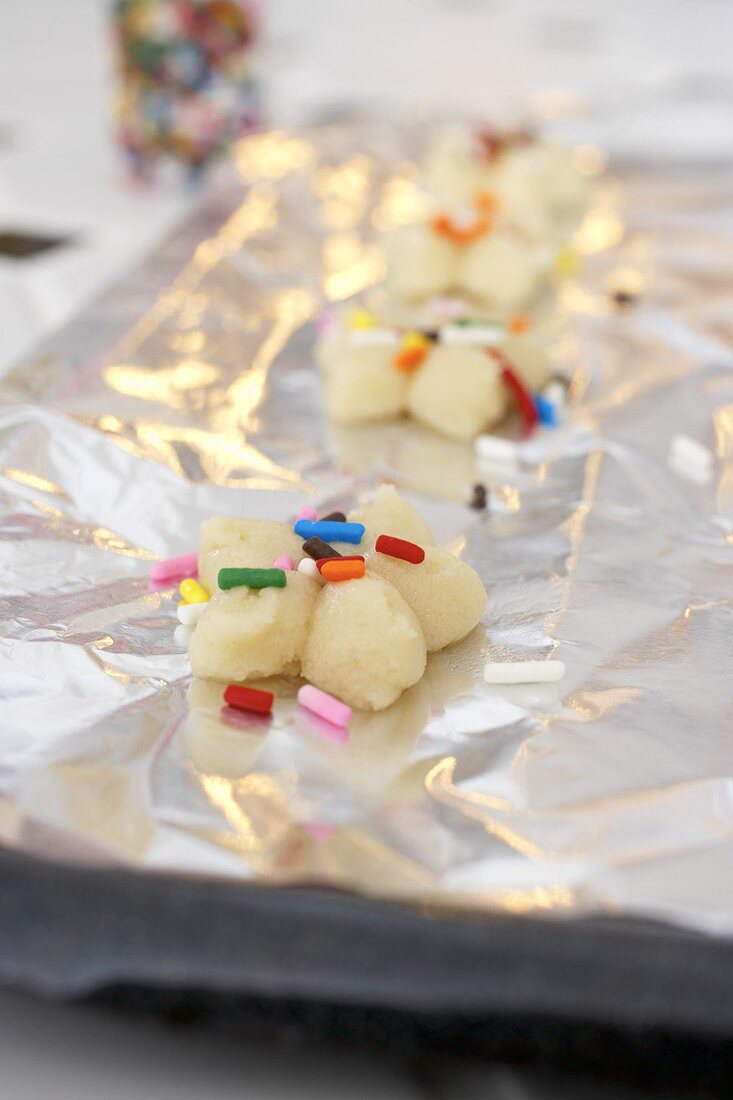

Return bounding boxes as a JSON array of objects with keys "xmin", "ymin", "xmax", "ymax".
[
  {"xmin": 198, "ymin": 517, "xmax": 304, "ymax": 592},
  {"xmin": 315, "ymin": 309, "xmax": 550, "ymax": 439},
  {"xmin": 301, "ymin": 575, "xmax": 427, "ymax": 710},
  {"xmin": 189, "ymin": 571, "xmax": 319, "ymax": 682},
  {"xmin": 406, "ymin": 345, "xmax": 507, "ymax": 441},
  {"xmin": 366, "ymin": 545, "xmax": 488, "ymax": 651},
  {"xmin": 182, "ymin": 487, "xmax": 487, "ymax": 712}
]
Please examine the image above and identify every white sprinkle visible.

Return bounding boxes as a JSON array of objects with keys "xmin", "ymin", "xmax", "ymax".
[
  {"xmin": 669, "ymin": 434, "xmax": 713, "ymax": 479},
  {"xmin": 297, "ymin": 558, "xmax": 325, "ymax": 582},
  {"xmin": 177, "ymin": 601, "xmax": 206, "ymax": 626},
  {"xmin": 441, "ymin": 323, "xmax": 503, "ymax": 346},
  {"xmin": 174, "ymin": 624, "xmax": 194, "ymax": 649},
  {"xmin": 543, "ymin": 380, "xmax": 567, "ymax": 409},
  {"xmin": 484, "ymin": 660, "xmax": 566, "ymax": 684},
  {"xmin": 348, "ymin": 328, "xmax": 400, "ymax": 347},
  {"xmin": 475, "ymin": 434, "xmax": 519, "ymax": 464}
]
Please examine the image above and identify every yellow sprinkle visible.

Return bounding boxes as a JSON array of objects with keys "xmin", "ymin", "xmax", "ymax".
[
  {"xmin": 555, "ymin": 247, "xmax": 580, "ymax": 277},
  {"xmin": 179, "ymin": 578, "xmax": 210, "ymax": 604},
  {"xmin": 402, "ymin": 330, "xmax": 430, "ymax": 351},
  {"xmin": 347, "ymin": 308, "xmax": 376, "ymax": 330}
]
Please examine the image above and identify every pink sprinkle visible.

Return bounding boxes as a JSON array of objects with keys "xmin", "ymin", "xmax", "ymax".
[
  {"xmin": 297, "ymin": 684, "xmax": 352, "ymax": 728},
  {"xmin": 428, "ymin": 295, "xmax": 466, "ymax": 320},
  {"xmin": 273, "ymin": 555, "xmax": 294, "ymax": 570},
  {"xmin": 149, "ymin": 551, "xmax": 198, "ymax": 583},
  {"xmin": 296, "ymin": 505, "xmax": 318, "ymax": 522},
  {"xmin": 316, "ymin": 310, "xmax": 336, "ymax": 335},
  {"xmin": 305, "ymin": 822, "xmax": 335, "ymax": 842}
]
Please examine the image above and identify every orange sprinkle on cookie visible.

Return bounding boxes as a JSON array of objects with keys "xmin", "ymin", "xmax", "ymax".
[
  {"xmin": 431, "ymin": 212, "xmax": 491, "ymax": 244},
  {"xmin": 475, "ymin": 190, "xmax": 500, "ymax": 215},
  {"xmin": 508, "ymin": 314, "xmax": 531, "ymax": 334},
  {"xmin": 395, "ymin": 347, "xmax": 426, "ymax": 371},
  {"xmin": 320, "ymin": 558, "xmax": 366, "ymax": 582}
]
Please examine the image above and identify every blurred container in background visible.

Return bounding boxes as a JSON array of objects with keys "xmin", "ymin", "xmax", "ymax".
[{"xmin": 112, "ymin": 0, "xmax": 260, "ymax": 185}]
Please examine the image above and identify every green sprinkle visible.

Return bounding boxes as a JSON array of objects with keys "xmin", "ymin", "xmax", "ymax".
[{"xmin": 218, "ymin": 568, "xmax": 287, "ymax": 591}]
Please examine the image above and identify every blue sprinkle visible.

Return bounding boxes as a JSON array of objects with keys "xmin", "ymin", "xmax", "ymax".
[
  {"xmin": 294, "ymin": 520, "xmax": 365, "ymax": 544},
  {"xmin": 534, "ymin": 393, "xmax": 559, "ymax": 428}
]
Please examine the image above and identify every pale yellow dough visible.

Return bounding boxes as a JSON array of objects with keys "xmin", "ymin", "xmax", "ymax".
[
  {"xmin": 366, "ymin": 546, "xmax": 488, "ymax": 652},
  {"xmin": 189, "ymin": 571, "xmax": 319, "ymax": 682},
  {"xmin": 322, "ymin": 343, "xmax": 409, "ymax": 424},
  {"xmin": 406, "ymin": 345, "xmax": 507, "ymax": 442},
  {"xmin": 198, "ymin": 517, "xmax": 304, "ymax": 592},
  {"xmin": 301, "ymin": 575, "xmax": 427, "ymax": 710}
]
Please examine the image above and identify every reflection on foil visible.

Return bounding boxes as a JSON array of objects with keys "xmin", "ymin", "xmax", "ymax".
[{"xmin": 0, "ymin": 119, "xmax": 733, "ymax": 936}]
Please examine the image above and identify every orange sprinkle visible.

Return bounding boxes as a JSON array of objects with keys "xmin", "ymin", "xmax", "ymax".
[
  {"xmin": 508, "ymin": 314, "xmax": 531, "ymax": 335},
  {"xmin": 431, "ymin": 212, "xmax": 490, "ymax": 244},
  {"xmin": 394, "ymin": 346, "xmax": 428, "ymax": 372},
  {"xmin": 475, "ymin": 190, "xmax": 500, "ymax": 216},
  {"xmin": 320, "ymin": 558, "xmax": 366, "ymax": 582}
]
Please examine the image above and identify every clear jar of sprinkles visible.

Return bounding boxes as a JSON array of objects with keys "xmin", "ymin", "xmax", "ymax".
[{"xmin": 111, "ymin": 0, "xmax": 261, "ymax": 185}]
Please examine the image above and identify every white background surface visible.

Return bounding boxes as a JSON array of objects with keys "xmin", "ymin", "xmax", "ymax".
[{"xmin": 0, "ymin": 1, "xmax": 729, "ymax": 1096}]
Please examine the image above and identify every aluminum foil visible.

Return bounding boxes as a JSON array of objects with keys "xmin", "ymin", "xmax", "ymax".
[{"xmin": 1, "ymin": 120, "xmax": 732, "ymax": 936}]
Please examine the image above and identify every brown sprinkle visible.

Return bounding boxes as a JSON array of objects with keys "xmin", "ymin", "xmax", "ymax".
[{"xmin": 303, "ymin": 536, "xmax": 342, "ymax": 561}]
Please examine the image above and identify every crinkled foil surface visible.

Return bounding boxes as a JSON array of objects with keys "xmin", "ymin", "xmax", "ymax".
[{"xmin": 1, "ymin": 120, "xmax": 732, "ymax": 936}]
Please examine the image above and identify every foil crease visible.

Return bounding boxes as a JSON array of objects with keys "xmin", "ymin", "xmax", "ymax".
[{"xmin": 1, "ymin": 120, "xmax": 732, "ymax": 935}]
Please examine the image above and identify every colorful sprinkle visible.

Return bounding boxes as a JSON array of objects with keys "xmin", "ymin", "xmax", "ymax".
[
  {"xmin": 431, "ymin": 211, "xmax": 491, "ymax": 243},
  {"xmin": 440, "ymin": 322, "xmax": 502, "ymax": 346},
  {"xmin": 394, "ymin": 346, "xmax": 427, "ymax": 372},
  {"xmin": 179, "ymin": 577, "xmax": 209, "ymax": 604},
  {"xmin": 174, "ymin": 623, "xmax": 194, "ymax": 648},
  {"xmin": 347, "ymin": 308, "xmax": 376, "ymax": 330},
  {"xmin": 469, "ymin": 483, "xmax": 488, "ymax": 511},
  {"xmin": 297, "ymin": 684, "xmax": 352, "ymax": 728},
  {"xmin": 273, "ymin": 555, "xmax": 294, "ymax": 571},
  {"xmin": 316, "ymin": 554, "xmax": 364, "ymax": 572},
  {"xmin": 302, "ymin": 536, "xmax": 341, "ymax": 561},
  {"xmin": 296, "ymin": 505, "xmax": 318, "ymax": 521},
  {"xmin": 375, "ymin": 534, "xmax": 425, "ymax": 564},
  {"xmin": 218, "ymin": 567, "xmax": 286, "ymax": 590},
  {"xmin": 295, "ymin": 520, "xmax": 365, "ymax": 544},
  {"xmin": 297, "ymin": 558, "xmax": 325, "ymax": 582},
  {"xmin": 556, "ymin": 247, "xmax": 580, "ymax": 277},
  {"xmin": 224, "ymin": 684, "xmax": 274, "ymax": 715},
  {"xmin": 534, "ymin": 393, "xmax": 559, "ymax": 428},
  {"xmin": 319, "ymin": 558, "xmax": 366, "ymax": 582},
  {"xmin": 508, "ymin": 314, "xmax": 531, "ymax": 335},
  {"xmin": 149, "ymin": 551, "xmax": 198, "ymax": 583},
  {"xmin": 319, "ymin": 511, "xmax": 346, "ymax": 523},
  {"xmin": 394, "ymin": 330, "xmax": 430, "ymax": 372},
  {"xmin": 177, "ymin": 602, "xmax": 206, "ymax": 626},
  {"xmin": 489, "ymin": 350, "xmax": 538, "ymax": 434},
  {"xmin": 475, "ymin": 433, "xmax": 519, "ymax": 464}
]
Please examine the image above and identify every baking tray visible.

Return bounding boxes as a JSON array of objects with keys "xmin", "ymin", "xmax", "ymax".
[{"xmin": 1, "ymin": 120, "xmax": 732, "ymax": 1089}]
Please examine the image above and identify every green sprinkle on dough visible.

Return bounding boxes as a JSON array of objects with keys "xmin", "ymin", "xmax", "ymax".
[{"xmin": 218, "ymin": 568, "xmax": 287, "ymax": 590}]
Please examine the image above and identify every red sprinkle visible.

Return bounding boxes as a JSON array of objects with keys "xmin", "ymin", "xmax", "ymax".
[
  {"xmin": 489, "ymin": 349, "xmax": 538, "ymax": 435},
  {"xmin": 223, "ymin": 684, "xmax": 273, "ymax": 715},
  {"xmin": 375, "ymin": 534, "xmax": 425, "ymax": 564},
  {"xmin": 316, "ymin": 554, "xmax": 365, "ymax": 574}
]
